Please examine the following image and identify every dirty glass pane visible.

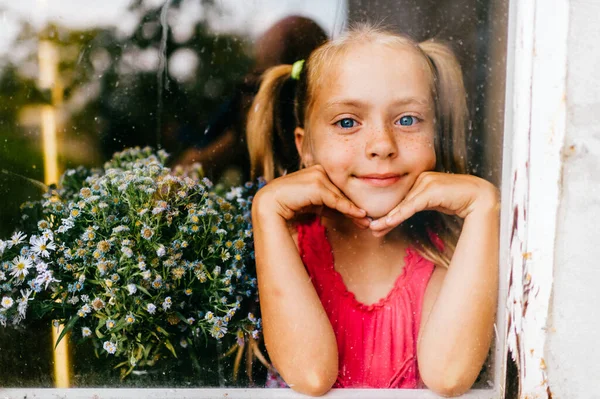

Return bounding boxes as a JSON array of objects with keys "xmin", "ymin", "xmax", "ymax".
[{"xmin": 0, "ymin": 0, "xmax": 506, "ymax": 391}]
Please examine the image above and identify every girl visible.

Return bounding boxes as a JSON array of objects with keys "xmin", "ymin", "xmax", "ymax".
[{"xmin": 247, "ymin": 25, "xmax": 499, "ymax": 397}]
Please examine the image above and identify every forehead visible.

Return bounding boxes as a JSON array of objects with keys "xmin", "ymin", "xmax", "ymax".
[{"xmin": 312, "ymin": 42, "xmax": 433, "ymax": 109}]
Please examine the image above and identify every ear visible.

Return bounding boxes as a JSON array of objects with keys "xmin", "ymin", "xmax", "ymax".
[
  {"xmin": 294, "ymin": 127, "xmax": 305, "ymax": 157},
  {"xmin": 294, "ymin": 127, "xmax": 313, "ymax": 167}
]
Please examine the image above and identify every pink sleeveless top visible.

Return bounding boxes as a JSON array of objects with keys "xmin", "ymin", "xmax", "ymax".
[{"xmin": 297, "ymin": 217, "xmax": 436, "ymax": 388}]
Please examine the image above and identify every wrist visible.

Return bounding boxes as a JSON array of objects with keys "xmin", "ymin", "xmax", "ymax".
[
  {"xmin": 469, "ymin": 182, "xmax": 500, "ymax": 217},
  {"xmin": 251, "ymin": 189, "xmax": 286, "ymax": 225}
]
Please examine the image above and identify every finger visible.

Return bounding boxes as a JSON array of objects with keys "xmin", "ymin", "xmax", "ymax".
[
  {"xmin": 316, "ymin": 187, "xmax": 364, "ymax": 219},
  {"xmin": 368, "ymin": 182, "xmax": 428, "ymax": 231},
  {"xmin": 396, "ymin": 172, "xmax": 436, "ymax": 210},
  {"xmin": 385, "ymin": 187, "xmax": 427, "ymax": 222},
  {"xmin": 369, "ymin": 191, "xmax": 421, "ymax": 231},
  {"xmin": 352, "ymin": 216, "xmax": 371, "ymax": 228},
  {"xmin": 368, "ymin": 187, "xmax": 431, "ymax": 233},
  {"xmin": 320, "ymin": 206, "xmax": 370, "ymax": 229},
  {"xmin": 320, "ymin": 181, "xmax": 367, "ymax": 219},
  {"xmin": 385, "ymin": 191, "xmax": 438, "ymax": 227},
  {"xmin": 353, "ymin": 219, "xmax": 370, "ymax": 229},
  {"xmin": 371, "ymin": 226, "xmax": 395, "ymax": 237}
]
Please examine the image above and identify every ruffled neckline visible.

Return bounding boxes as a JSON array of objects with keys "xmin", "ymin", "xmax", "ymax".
[{"xmin": 314, "ymin": 218, "xmax": 418, "ymax": 312}]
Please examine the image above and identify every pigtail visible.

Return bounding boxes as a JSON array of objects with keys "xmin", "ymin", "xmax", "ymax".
[
  {"xmin": 246, "ymin": 65, "xmax": 300, "ymax": 182},
  {"xmin": 419, "ymin": 40, "xmax": 468, "ymax": 175},
  {"xmin": 409, "ymin": 40, "xmax": 470, "ymax": 268}
]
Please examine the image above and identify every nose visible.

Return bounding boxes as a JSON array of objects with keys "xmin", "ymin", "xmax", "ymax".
[{"xmin": 365, "ymin": 125, "xmax": 398, "ymax": 159}]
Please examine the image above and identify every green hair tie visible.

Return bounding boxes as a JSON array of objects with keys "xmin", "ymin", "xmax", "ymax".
[{"xmin": 291, "ymin": 60, "xmax": 305, "ymax": 80}]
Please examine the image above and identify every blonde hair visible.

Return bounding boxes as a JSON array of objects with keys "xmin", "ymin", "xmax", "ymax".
[{"xmin": 246, "ymin": 24, "xmax": 469, "ymax": 267}]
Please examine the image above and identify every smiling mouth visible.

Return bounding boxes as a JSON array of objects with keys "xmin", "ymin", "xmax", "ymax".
[{"xmin": 355, "ymin": 174, "xmax": 404, "ymax": 187}]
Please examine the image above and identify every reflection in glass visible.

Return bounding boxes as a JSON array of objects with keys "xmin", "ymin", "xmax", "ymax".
[{"xmin": 0, "ymin": 0, "xmax": 505, "ymax": 391}]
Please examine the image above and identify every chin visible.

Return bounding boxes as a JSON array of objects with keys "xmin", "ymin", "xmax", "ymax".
[{"xmin": 352, "ymin": 196, "xmax": 401, "ymax": 219}]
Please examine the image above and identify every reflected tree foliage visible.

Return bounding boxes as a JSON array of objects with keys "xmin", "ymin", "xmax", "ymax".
[{"xmin": 0, "ymin": 0, "xmax": 257, "ymax": 387}]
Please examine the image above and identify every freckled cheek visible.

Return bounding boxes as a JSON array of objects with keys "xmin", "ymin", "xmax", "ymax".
[
  {"xmin": 313, "ymin": 142, "xmax": 358, "ymax": 181},
  {"xmin": 399, "ymin": 136, "xmax": 436, "ymax": 170}
]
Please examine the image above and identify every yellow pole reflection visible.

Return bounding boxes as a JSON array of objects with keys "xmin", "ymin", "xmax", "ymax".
[
  {"xmin": 51, "ymin": 324, "xmax": 71, "ymax": 388},
  {"xmin": 38, "ymin": 38, "xmax": 70, "ymax": 388},
  {"xmin": 40, "ymin": 105, "xmax": 59, "ymax": 184}
]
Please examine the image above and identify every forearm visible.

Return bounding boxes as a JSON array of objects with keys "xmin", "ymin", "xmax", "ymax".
[
  {"xmin": 418, "ymin": 208, "xmax": 499, "ymax": 394},
  {"xmin": 253, "ymin": 201, "xmax": 338, "ymax": 395}
]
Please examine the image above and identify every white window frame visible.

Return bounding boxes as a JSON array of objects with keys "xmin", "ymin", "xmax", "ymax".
[{"xmin": 0, "ymin": 0, "xmax": 569, "ymax": 396}]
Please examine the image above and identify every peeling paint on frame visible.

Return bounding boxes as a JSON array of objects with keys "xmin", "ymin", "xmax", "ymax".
[{"xmin": 503, "ymin": 0, "xmax": 569, "ymax": 397}]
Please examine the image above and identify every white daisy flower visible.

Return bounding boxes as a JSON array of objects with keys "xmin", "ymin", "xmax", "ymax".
[
  {"xmin": 152, "ymin": 206, "xmax": 165, "ymax": 215},
  {"xmin": 103, "ymin": 341, "xmax": 117, "ymax": 354},
  {"xmin": 140, "ymin": 225, "xmax": 154, "ymax": 240},
  {"xmin": 30, "ymin": 236, "xmax": 56, "ymax": 258},
  {"xmin": 35, "ymin": 270, "xmax": 60, "ymax": 290},
  {"xmin": 121, "ymin": 246, "xmax": 133, "ymax": 258},
  {"xmin": 226, "ymin": 187, "xmax": 243, "ymax": 200},
  {"xmin": 0, "ymin": 240, "xmax": 6, "ymax": 255},
  {"xmin": 36, "ymin": 261, "xmax": 48, "ymax": 273},
  {"xmin": 10, "ymin": 256, "xmax": 33, "ymax": 279},
  {"xmin": 112, "ymin": 225, "xmax": 129, "ymax": 234},
  {"xmin": 16, "ymin": 290, "xmax": 32, "ymax": 317},
  {"xmin": 147, "ymin": 303, "xmax": 157, "ymax": 314},
  {"xmin": 1, "ymin": 296, "xmax": 14, "ymax": 309},
  {"xmin": 8, "ymin": 231, "xmax": 27, "ymax": 248},
  {"xmin": 127, "ymin": 284, "xmax": 137, "ymax": 295},
  {"xmin": 40, "ymin": 230, "xmax": 54, "ymax": 242},
  {"xmin": 162, "ymin": 296, "xmax": 172, "ymax": 310}
]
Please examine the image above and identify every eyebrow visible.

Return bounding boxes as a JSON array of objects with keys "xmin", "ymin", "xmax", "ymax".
[{"xmin": 322, "ymin": 97, "xmax": 431, "ymax": 110}]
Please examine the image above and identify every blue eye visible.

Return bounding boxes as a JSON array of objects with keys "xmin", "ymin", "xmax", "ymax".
[
  {"xmin": 336, "ymin": 118, "xmax": 357, "ymax": 129},
  {"xmin": 398, "ymin": 116, "xmax": 416, "ymax": 126}
]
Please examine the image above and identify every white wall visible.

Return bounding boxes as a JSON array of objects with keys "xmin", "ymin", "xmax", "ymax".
[{"xmin": 546, "ymin": 0, "xmax": 600, "ymax": 397}]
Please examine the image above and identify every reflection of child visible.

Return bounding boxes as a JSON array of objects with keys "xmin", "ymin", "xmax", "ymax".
[
  {"xmin": 174, "ymin": 16, "xmax": 327, "ymax": 183},
  {"xmin": 247, "ymin": 25, "xmax": 499, "ymax": 396}
]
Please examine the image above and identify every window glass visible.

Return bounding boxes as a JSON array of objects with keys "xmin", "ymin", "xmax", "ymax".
[{"xmin": 0, "ymin": 0, "xmax": 506, "ymax": 390}]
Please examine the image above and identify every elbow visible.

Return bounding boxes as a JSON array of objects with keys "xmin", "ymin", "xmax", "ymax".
[
  {"xmin": 287, "ymin": 365, "xmax": 338, "ymax": 397},
  {"xmin": 421, "ymin": 369, "xmax": 475, "ymax": 397}
]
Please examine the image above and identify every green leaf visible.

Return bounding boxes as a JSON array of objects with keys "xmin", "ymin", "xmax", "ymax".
[
  {"xmin": 54, "ymin": 315, "xmax": 80, "ymax": 349},
  {"xmin": 114, "ymin": 360, "xmax": 130, "ymax": 369},
  {"xmin": 143, "ymin": 343, "xmax": 153, "ymax": 359},
  {"xmin": 155, "ymin": 326, "xmax": 169, "ymax": 336},
  {"xmin": 95, "ymin": 318, "xmax": 106, "ymax": 338},
  {"xmin": 95, "ymin": 327, "xmax": 105, "ymax": 339},
  {"xmin": 135, "ymin": 284, "xmax": 152, "ymax": 297},
  {"xmin": 175, "ymin": 312, "xmax": 188, "ymax": 324},
  {"xmin": 164, "ymin": 339, "xmax": 177, "ymax": 358},
  {"xmin": 109, "ymin": 318, "xmax": 129, "ymax": 334},
  {"xmin": 121, "ymin": 364, "xmax": 135, "ymax": 380}
]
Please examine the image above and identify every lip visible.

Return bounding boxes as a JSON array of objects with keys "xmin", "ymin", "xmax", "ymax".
[{"xmin": 355, "ymin": 173, "xmax": 403, "ymax": 187}]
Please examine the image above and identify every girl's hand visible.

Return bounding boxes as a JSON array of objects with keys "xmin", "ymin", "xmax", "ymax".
[
  {"xmin": 252, "ymin": 165, "xmax": 370, "ymax": 227},
  {"xmin": 369, "ymin": 171, "xmax": 499, "ymax": 236}
]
